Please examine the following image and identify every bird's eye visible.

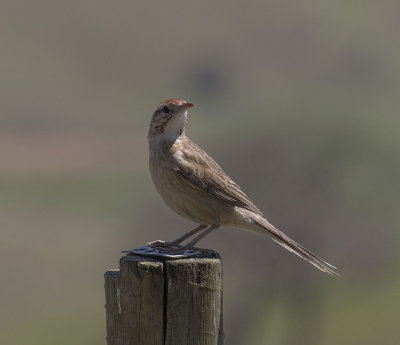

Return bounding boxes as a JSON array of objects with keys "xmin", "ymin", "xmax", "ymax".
[{"xmin": 162, "ymin": 106, "xmax": 170, "ymax": 114}]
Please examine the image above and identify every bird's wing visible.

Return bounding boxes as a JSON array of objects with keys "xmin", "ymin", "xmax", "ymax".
[{"xmin": 173, "ymin": 138, "xmax": 263, "ymax": 216}]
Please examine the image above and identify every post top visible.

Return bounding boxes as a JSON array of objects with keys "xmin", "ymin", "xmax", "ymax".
[{"xmin": 123, "ymin": 242, "xmax": 221, "ymax": 260}]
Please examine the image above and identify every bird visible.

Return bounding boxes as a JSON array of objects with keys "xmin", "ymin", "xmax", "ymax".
[{"xmin": 147, "ymin": 98, "xmax": 338, "ymax": 276}]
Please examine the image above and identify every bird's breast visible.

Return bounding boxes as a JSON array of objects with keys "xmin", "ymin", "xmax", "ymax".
[{"xmin": 148, "ymin": 139, "xmax": 226, "ymax": 225}]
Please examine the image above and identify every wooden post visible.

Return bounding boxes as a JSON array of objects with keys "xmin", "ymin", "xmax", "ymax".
[{"xmin": 105, "ymin": 252, "xmax": 223, "ymax": 345}]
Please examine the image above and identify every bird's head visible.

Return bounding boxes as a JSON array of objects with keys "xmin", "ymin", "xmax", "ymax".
[{"xmin": 148, "ymin": 99, "xmax": 194, "ymax": 140}]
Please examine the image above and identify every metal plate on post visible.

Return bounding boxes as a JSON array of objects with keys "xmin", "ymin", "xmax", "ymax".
[{"xmin": 123, "ymin": 241, "xmax": 220, "ymax": 260}]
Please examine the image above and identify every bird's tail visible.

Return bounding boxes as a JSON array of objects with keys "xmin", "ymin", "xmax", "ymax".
[{"xmin": 237, "ymin": 210, "xmax": 339, "ymax": 276}]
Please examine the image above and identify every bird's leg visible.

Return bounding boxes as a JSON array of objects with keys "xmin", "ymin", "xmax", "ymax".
[
  {"xmin": 170, "ymin": 224, "xmax": 208, "ymax": 245},
  {"xmin": 184, "ymin": 224, "xmax": 220, "ymax": 248},
  {"xmin": 147, "ymin": 224, "xmax": 207, "ymax": 248}
]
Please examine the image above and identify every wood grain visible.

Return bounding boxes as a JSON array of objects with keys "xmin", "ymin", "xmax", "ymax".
[{"xmin": 105, "ymin": 254, "xmax": 223, "ymax": 345}]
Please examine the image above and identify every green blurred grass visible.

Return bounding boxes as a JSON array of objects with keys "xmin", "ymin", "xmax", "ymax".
[{"xmin": 0, "ymin": 173, "xmax": 150, "ymax": 218}]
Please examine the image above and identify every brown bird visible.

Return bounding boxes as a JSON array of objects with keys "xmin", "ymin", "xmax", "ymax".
[{"xmin": 148, "ymin": 98, "xmax": 338, "ymax": 275}]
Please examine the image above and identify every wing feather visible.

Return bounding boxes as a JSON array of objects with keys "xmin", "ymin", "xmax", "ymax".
[{"xmin": 173, "ymin": 138, "xmax": 263, "ymax": 216}]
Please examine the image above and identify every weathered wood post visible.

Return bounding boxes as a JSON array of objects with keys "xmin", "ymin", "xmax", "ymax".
[{"xmin": 105, "ymin": 247, "xmax": 223, "ymax": 345}]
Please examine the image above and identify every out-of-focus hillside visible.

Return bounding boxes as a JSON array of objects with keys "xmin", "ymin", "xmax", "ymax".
[{"xmin": 1, "ymin": 1, "xmax": 400, "ymax": 345}]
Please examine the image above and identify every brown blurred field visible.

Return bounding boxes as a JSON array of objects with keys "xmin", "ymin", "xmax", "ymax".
[{"xmin": 1, "ymin": 1, "xmax": 400, "ymax": 344}]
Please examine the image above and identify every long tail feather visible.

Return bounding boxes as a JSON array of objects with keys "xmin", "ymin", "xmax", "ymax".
[{"xmin": 253, "ymin": 216, "xmax": 339, "ymax": 276}]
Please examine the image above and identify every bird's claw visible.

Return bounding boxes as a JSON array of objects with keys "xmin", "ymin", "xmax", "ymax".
[{"xmin": 146, "ymin": 240, "xmax": 182, "ymax": 249}]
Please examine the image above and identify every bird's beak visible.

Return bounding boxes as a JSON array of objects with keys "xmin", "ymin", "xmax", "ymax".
[{"xmin": 182, "ymin": 102, "xmax": 194, "ymax": 108}]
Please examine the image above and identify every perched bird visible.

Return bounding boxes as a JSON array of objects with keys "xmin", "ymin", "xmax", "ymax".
[{"xmin": 148, "ymin": 98, "xmax": 338, "ymax": 275}]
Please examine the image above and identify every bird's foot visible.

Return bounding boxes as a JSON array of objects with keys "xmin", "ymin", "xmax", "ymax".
[
  {"xmin": 124, "ymin": 240, "xmax": 219, "ymax": 259},
  {"xmin": 146, "ymin": 240, "xmax": 182, "ymax": 249}
]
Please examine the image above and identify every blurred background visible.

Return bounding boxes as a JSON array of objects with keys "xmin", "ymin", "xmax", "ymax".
[{"xmin": 1, "ymin": 1, "xmax": 399, "ymax": 344}]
